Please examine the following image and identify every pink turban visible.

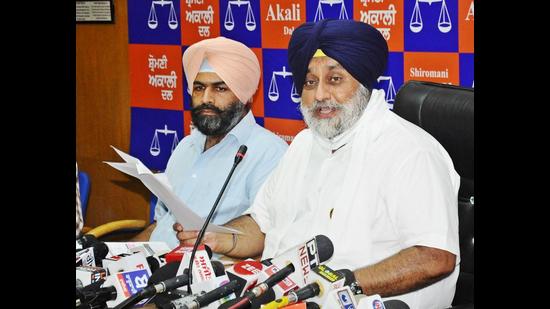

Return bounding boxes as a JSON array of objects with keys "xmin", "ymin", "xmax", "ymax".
[{"xmin": 183, "ymin": 37, "xmax": 261, "ymax": 103}]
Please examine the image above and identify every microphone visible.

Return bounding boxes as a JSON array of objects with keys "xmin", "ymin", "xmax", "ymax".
[
  {"xmin": 76, "ymin": 278, "xmax": 106, "ymax": 307},
  {"xmin": 266, "ymin": 234, "xmax": 334, "ymax": 298},
  {"xmin": 102, "ymin": 251, "xmax": 153, "ymax": 276},
  {"xmin": 221, "ymin": 263, "xmax": 295, "ymax": 309},
  {"xmin": 262, "ymin": 264, "xmax": 353, "ymax": 308},
  {"xmin": 383, "ymin": 299, "xmax": 411, "ymax": 309},
  {"xmin": 77, "ymin": 268, "xmax": 151, "ymax": 309},
  {"xmin": 225, "ymin": 259, "xmax": 265, "ymax": 297},
  {"xmin": 76, "ymin": 234, "xmax": 99, "ymax": 251},
  {"xmin": 76, "ymin": 265, "xmax": 107, "ymax": 287},
  {"xmin": 166, "ymin": 279, "xmax": 240, "ymax": 309},
  {"xmin": 77, "ymin": 242, "xmax": 109, "ymax": 267},
  {"xmin": 113, "ymin": 261, "xmax": 225, "ymax": 309},
  {"xmin": 186, "ymin": 145, "xmax": 248, "ymax": 292}
]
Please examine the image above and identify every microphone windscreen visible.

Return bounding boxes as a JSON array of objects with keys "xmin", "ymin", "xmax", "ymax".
[
  {"xmin": 146, "ymin": 255, "xmax": 160, "ymax": 274},
  {"xmin": 211, "ymin": 260, "xmax": 226, "ymax": 277},
  {"xmin": 314, "ymin": 235, "xmax": 334, "ymax": 263},
  {"xmin": 77, "ymin": 234, "xmax": 98, "ymax": 248},
  {"xmin": 148, "ymin": 262, "xmax": 181, "ymax": 285},
  {"xmin": 336, "ymin": 269, "xmax": 355, "ymax": 286},
  {"xmin": 306, "ymin": 302, "xmax": 321, "ymax": 309},
  {"xmin": 250, "ymin": 287, "xmax": 276, "ymax": 307},
  {"xmin": 384, "ymin": 299, "xmax": 410, "ymax": 309},
  {"xmin": 93, "ymin": 242, "xmax": 109, "ymax": 263},
  {"xmin": 238, "ymin": 145, "xmax": 248, "ymax": 155},
  {"xmin": 234, "ymin": 145, "xmax": 248, "ymax": 164}
]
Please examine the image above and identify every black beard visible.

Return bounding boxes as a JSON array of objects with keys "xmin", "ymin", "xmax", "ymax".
[{"xmin": 191, "ymin": 101, "xmax": 245, "ymax": 136}]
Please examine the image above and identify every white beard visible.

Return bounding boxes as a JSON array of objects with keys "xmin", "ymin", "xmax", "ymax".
[{"xmin": 300, "ymin": 85, "xmax": 370, "ymax": 140}]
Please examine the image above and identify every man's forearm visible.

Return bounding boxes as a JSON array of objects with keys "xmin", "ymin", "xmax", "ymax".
[
  {"xmin": 222, "ymin": 215, "xmax": 265, "ymax": 258},
  {"xmin": 131, "ymin": 222, "xmax": 157, "ymax": 242},
  {"xmin": 353, "ymin": 246, "xmax": 456, "ymax": 297}
]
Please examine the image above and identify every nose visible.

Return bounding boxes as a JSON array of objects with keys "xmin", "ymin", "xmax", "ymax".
[
  {"xmin": 314, "ymin": 81, "xmax": 330, "ymax": 103},
  {"xmin": 201, "ymin": 87, "xmax": 214, "ymax": 105}
]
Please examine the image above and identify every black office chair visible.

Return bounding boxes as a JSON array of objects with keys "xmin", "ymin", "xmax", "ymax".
[{"xmin": 393, "ymin": 81, "xmax": 474, "ymax": 309}]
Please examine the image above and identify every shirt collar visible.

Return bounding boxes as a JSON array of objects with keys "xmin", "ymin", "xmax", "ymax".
[{"xmin": 189, "ymin": 110, "xmax": 256, "ymax": 151}]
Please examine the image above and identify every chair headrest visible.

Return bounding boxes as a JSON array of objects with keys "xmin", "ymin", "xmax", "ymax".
[{"xmin": 394, "ymin": 81, "xmax": 474, "ymax": 196}]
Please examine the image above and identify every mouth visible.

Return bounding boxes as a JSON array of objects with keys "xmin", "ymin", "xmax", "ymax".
[
  {"xmin": 198, "ymin": 109, "xmax": 218, "ymax": 116},
  {"xmin": 315, "ymin": 106, "xmax": 339, "ymax": 119}
]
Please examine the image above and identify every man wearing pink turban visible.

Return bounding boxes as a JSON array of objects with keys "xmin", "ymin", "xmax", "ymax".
[{"xmin": 133, "ymin": 37, "xmax": 288, "ymax": 249}]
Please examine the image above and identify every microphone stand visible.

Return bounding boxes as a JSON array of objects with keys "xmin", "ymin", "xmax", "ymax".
[{"xmin": 186, "ymin": 145, "xmax": 248, "ymax": 293}]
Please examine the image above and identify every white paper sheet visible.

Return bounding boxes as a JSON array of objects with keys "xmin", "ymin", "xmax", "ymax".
[{"xmin": 104, "ymin": 146, "xmax": 242, "ymax": 235}]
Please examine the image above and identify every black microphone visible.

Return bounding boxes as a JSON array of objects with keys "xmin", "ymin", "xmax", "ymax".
[
  {"xmin": 383, "ymin": 299, "xmax": 411, "ymax": 309},
  {"xmin": 166, "ymin": 279, "xmax": 240, "ymax": 309},
  {"xmin": 76, "ymin": 242, "xmax": 109, "ymax": 267},
  {"xmin": 186, "ymin": 145, "xmax": 248, "ymax": 292},
  {"xmin": 76, "ymin": 234, "xmax": 99, "ymax": 251},
  {"xmin": 113, "ymin": 261, "xmax": 225, "ymax": 309},
  {"xmin": 76, "ymin": 280, "xmax": 116, "ymax": 309}
]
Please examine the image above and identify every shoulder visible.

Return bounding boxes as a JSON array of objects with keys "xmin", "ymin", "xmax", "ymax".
[
  {"xmin": 382, "ymin": 112, "xmax": 447, "ymax": 156},
  {"xmin": 379, "ymin": 113, "xmax": 457, "ymax": 176}
]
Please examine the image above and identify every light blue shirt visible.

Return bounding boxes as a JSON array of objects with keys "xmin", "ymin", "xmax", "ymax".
[{"xmin": 150, "ymin": 111, "xmax": 288, "ymax": 249}]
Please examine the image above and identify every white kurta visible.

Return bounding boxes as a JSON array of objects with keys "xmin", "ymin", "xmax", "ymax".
[{"xmin": 244, "ymin": 89, "xmax": 461, "ymax": 309}]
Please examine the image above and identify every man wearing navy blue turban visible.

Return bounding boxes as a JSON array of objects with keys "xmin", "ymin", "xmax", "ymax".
[
  {"xmin": 288, "ymin": 19, "xmax": 388, "ymax": 96},
  {"xmin": 174, "ymin": 19, "xmax": 461, "ymax": 309}
]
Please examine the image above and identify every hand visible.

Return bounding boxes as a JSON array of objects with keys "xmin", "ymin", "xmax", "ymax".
[{"xmin": 173, "ymin": 223, "xmax": 233, "ymax": 254}]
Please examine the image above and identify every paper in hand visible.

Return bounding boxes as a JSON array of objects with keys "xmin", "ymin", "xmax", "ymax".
[{"xmin": 104, "ymin": 146, "xmax": 242, "ymax": 235}]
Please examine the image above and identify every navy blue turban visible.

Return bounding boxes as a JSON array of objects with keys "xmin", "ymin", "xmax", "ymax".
[{"xmin": 288, "ymin": 19, "xmax": 388, "ymax": 95}]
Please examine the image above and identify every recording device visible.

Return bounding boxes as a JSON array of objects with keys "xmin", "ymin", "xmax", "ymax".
[{"xmin": 186, "ymin": 145, "xmax": 248, "ymax": 292}]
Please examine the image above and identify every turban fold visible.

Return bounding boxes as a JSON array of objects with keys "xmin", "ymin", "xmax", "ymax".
[
  {"xmin": 183, "ymin": 37, "xmax": 261, "ymax": 103},
  {"xmin": 288, "ymin": 19, "xmax": 388, "ymax": 95}
]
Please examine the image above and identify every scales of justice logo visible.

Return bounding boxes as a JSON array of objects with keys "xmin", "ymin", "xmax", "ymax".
[
  {"xmin": 147, "ymin": 0, "xmax": 179, "ymax": 29},
  {"xmin": 409, "ymin": 0, "xmax": 452, "ymax": 33},
  {"xmin": 223, "ymin": 0, "xmax": 257, "ymax": 31},
  {"xmin": 314, "ymin": 0, "xmax": 349, "ymax": 22},
  {"xmin": 268, "ymin": 66, "xmax": 301, "ymax": 104},
  {"xmin": 149, "ymin": 124, "xmax": 180, "ymax": 156},
  {"xmin": 376, "ymin": 75, "xmax": 396, "ymax": 110}
]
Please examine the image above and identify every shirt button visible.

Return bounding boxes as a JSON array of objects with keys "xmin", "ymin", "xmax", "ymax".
[{"xmin": 192, "ymin": 174, "xmax": 197, "ymax": 178}]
